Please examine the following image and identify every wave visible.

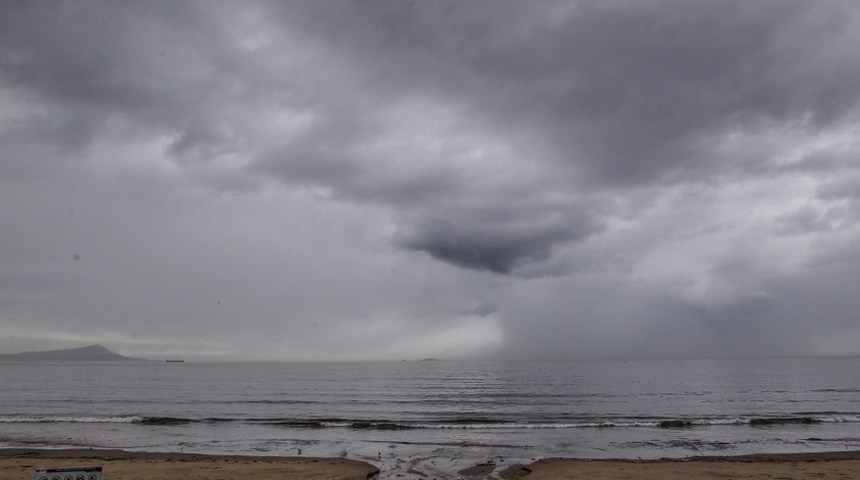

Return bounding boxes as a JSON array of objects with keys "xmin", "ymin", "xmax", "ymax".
[
  {"xmin": 133, "ymin": 416, "xmax": 195, "ymax": 426},
  {"xmin": 0, "ymin": 415, "xmax": 143, "ymax": 424},
  {"xmin": 4, "ymin": 414, "xmax": 858, "ymax": 429},
  {"xmin": 810, "ymin": 388, "xmax": 860, "ymax": 393},
  {"xmin": 257, "ymin": 415, "xmax": 860, "ymax": 430},
  {"xmin": 0, "ymin": 415, "xmax": 212, "ymax": 425},
  {"xmin": 272, "ymin": 415, "xmax": 860, "ymax": 430}
]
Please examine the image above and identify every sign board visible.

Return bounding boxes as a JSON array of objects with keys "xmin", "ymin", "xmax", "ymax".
[{"xmin": 33, "ymin": 466, "xmax": 102, "ymax": 480}]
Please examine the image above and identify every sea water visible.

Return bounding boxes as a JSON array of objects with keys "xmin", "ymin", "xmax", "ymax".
[{"xmin": 2, "ymin": 358, "xmax": 860, "ymax": 477}]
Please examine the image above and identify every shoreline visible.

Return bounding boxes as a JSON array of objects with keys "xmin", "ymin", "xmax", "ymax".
[{"xmin": 4, "ymin": 449, "xmax": 860, "ymax": 479}]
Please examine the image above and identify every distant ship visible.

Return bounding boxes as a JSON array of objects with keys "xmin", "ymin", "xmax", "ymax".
[{"xmin": 165, "ymin": 359, "xmax": 185, "ymax": 363}]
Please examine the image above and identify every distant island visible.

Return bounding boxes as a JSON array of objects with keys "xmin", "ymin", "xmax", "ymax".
[{"xmin": 0, "ymin": 344, "xmax": 145, "ymax": 362}]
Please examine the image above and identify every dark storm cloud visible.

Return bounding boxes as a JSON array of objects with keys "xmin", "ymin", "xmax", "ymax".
[
  {"xmin": 395, "ymin": 213, "xmax": 586, "ymax": 275},
  {"xmin": 390, "ymin": 194, "xmax": 606, "ymax": 275}
]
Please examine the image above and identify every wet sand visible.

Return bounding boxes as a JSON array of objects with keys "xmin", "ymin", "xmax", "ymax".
[
  {"xmin": 517, "ymin": 450, "xmax": 860, "ymax": 480},
  {"xmin": 5, "ymin": 449, "xmax": 860, "ymax": 479}
]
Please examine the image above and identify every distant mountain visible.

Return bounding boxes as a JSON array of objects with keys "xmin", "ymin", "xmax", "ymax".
[{"xmin": 0, "ymin": 344, "xmax": 145, "ymax": 362}]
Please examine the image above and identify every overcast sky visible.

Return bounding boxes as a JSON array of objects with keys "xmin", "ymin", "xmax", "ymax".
[{"xmin": 2, "ymin": 1, "xmax": 859, "ymax": 361}]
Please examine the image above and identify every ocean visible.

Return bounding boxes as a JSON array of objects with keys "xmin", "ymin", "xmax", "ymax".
[{"xmin": 2, "ymin": 357, "xmax": 859, "ymax": 478}]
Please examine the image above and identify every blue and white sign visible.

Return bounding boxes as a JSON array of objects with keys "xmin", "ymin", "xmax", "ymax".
[{"xmin": 33, "ymin": 466, "xmax": 102, "ymax": 480}]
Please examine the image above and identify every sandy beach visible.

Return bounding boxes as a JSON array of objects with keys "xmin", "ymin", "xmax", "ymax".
[
  {"xmin": 0, "ymin": 449, "xmax": 379, "ymax": 480},
  {"xmin": 4, "ymin": 449, "xmax": 860, "ymax": 480}
]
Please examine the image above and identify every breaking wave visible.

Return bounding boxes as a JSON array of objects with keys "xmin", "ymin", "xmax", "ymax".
[
  {"xmin": 0, "ymin": 416, "xmax": 143, "ymax": 424},
  {"xmin": 262, "ymin": 415, "xmax": 860, "ymax": 430},
  {"xmin": 3, "ymin": 414, "xmax": 857, "ymax": 429}
]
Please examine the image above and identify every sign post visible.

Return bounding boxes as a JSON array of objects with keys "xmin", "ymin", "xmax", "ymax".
[{"xmin": 33, "ymin": 466, "xmax": 102, "ymax": 480}]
